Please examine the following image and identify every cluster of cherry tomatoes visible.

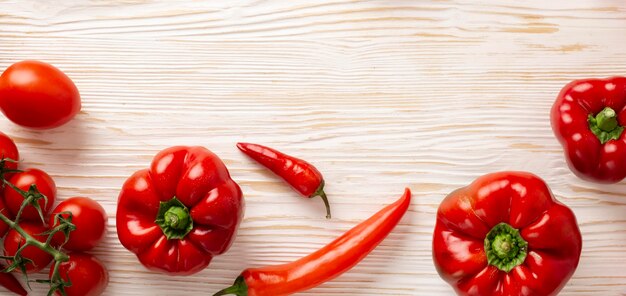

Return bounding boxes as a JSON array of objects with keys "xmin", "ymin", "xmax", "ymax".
[{"xmin": 0, "ymin": 131, "xmax": 108, "ymax": 296}]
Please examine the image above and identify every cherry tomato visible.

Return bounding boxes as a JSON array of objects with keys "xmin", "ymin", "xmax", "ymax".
[
  {"xmin": 0, "ymin": 60, "xmax": 81, "ymax": 129},
  {"xmin": 4, "ymin": 222, "xmax": 53, "ymax": 273},
  {"xmin": 0, "ymin": 132, "xmax": 19, "ymax": 236},
  {"xmin": 49, "ymin": 197, "xmax": 107, "ymax": 251},
  {"xmin": 0, "ymin": 131, "xmax": 19, "ymax": 176},
  {"xmin": 4, "ymin": 168, "xmax": 56, "ymax": 221},
  {"xmin": 51, "ymin": 253, "xmax": 108, "ymax": 296}
]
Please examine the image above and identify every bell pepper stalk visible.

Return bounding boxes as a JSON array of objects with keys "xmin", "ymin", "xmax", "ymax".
[
  {"xmin": 551, "ymin": 77, "xmax": 626, "ymax": 183},
  {"xmin": 432, "ymin": 172, "xmax": 582, "ymax": 296},
  {"xmin": 236, "ymin": 143, "xmax": 331, "ymax": 219},
  {"xmin": 116, "ymin": 146, "xmax": 244, "ymax": 275},
  {"xmin": 214, "ymin": 188, "xmax": 410, "ymax": 296},
  {"xmin": 0, "ymin": 178, "xmax": 77, "ymax": 296}
]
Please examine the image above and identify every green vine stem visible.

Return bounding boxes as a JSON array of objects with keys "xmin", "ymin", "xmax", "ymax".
[
  {"xmin": 0, "ymin": 214, "xmax": 69, "ymax": 263},
  {"xmin": 3, "ymin": 179, "xmax": 48, "ymax": 224},
  {"xmin": 0, "ymin": 162, "xmax": 75, "ymax": 296},
  {"xmin": 0, "ymin": 157, "xmax": 21, "ymax": 182},
  {"xmin": 37, "ymin": 260, "xmax": 72, "ymax": 296}
]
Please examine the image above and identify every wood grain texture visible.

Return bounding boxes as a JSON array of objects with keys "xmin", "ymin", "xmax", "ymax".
[{"xmin": 1, "ymin": 0, "xmax": 626, "ymax": 295}]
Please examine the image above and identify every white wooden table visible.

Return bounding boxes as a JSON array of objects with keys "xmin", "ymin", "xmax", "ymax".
[{"xmin": 1, "ymin": 1, "xmax": 625, "ymax": 295}]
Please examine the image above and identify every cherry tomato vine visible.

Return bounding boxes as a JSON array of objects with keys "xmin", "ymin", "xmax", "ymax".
[
  {"xmin": 0, "ymin": 133, "xmax": 108, "ymax": 296},
  {"xmin": 0, "ymin": 175, "xmax": 76, "ymax": 296}
]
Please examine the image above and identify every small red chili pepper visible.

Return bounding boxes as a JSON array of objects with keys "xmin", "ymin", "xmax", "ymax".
[
  {"xmin": 236, "ymin": 143, "xmax": 331, "ymax": 219},
  {"xmin": 213, "ymin": 188, "xmax": 411, "ymax": 296},
  {"xmin": 0, "ymin": 264, "xmax": 27, "ymax": 295}
]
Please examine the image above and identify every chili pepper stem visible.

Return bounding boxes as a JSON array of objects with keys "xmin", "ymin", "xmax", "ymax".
[
  {"xmin": 313, "ymin": 182, "xmax": 331, "ymax": 219},
  {"xmin": 212, "ymin": 276, "xmax": 247, "ymax": 296}
]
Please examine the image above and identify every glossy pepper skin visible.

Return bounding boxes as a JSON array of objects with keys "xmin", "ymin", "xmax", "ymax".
[
  {"xmin": 116, "ymin": 146, "xmax": 243, "ymax": 275},
  {"xmin": 236, "ymin": 143, "xmax": 331, "ymax": 218},
  {"xmin": 214, "ymin": 188, "xmax": 411, "ymax": 296},
  {"xmin": 433, "ymin": 172, "xmax": 582, "ymax": 296},
  {"xmin": 551, "ymin": 77, "xmax": 626, "ymax": 183},
  {"xmin": 0, "ymin": 264, "xmax": 27, "ymax": 295}
]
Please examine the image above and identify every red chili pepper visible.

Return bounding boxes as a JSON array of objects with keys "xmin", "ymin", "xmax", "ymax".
[
  {"xmin": 213, "ymin": 188, "xmax": 410, "ymax": 296},
  {"xmin": 551, "ymin": 77, "xmax": 626, "ymax": 183},
  {"xmin": 0, "ymin": 264, "xmax": 27, "ymax": 295},
  {"xmin": 116, "ymin": 146, "xmax": 244, "ymax": 275},
  {"xmin": 433, "ymin": 172, "xmax": 582, "ymax": 296},
  {"xmin": 236, "ymin": 143, "xmax": 331, "ymax": 219}
]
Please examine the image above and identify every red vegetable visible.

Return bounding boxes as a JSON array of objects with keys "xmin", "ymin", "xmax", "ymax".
[
  {"xmin": 0, "ymin": 264, "xmax": 27, "ymax": 295},
  {"xmin": 51, "ymin": 253, "xmax": 108, "ymax": 296},
  {"xmin": 551, "ymin": 77, "xmax": 626, "ymax": 183},
  {"xmin": 432, "ymin": 172, "xmax": 582, "ymax": 296},
  {"xmin": 0, "ymin": 131, "xmax": 19, "ymax": 181},
  {"xmin": 49, "ymin": 197, "xmax": 107, "ymax": 252},
  {"xmin": 214, "ymin": 188, "xmax": 410, "ymax": 296},
  {"xmin": 237, "ymin": 143, "xmax": 331, "ymax": 218},
  {"xmin": 0, "ymin": 132, "xmax": 19, "ymax": 236},
  {"xmin": 116, "ymin": 146, "xmax": 243, "ymax": 275},
  {"xmin": 4, "ymin": 168, "xmax": 56, "ymax": 222},
  {"xmin": 4, "ymin": 222, "xmax": 54, "ymax": 273},
  {"xmin": 0, "ymin": 60, "xmax": 81, "ymax": 129}
]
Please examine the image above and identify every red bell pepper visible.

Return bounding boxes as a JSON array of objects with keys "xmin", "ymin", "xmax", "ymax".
[
  {"xmin": 236, "ymin": 143, "xmax": 331, "ymax": 218},
  {"xmin": 551, "ymin": 77, "xmax": 626, "ymax": 183},
  {"xmin": 214, "ymin": 188, "xmax": 410, "ymax": 296},
  {"xmin": 433, "ymin": 172, "xmax": 582, "ymax": 296},
  {"xmin": 116, "ymin": 146, "xmax": 244, "ymax": 275}
]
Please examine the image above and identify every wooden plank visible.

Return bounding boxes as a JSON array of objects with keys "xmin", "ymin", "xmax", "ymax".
[{"xmin": 0, "ymin": 0, "xmax": 625, "ymax": 295}]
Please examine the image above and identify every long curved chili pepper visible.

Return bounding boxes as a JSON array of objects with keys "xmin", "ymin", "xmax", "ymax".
[
  {"xmin": 0, "ymin": 265, "xmax": 27, "ymax": 296},
  {"xmin": 213, "ymin": 188, "xmax": 411, "ymax": 296},
  {"xmin": 236, "ymin": 143, "xmax": 331, "ymax": 219}
]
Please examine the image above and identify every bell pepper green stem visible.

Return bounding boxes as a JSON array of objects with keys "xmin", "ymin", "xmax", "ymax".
[
  {"xmin": 164, "ymin": 206, "xmax": 190, "ymax": 230},
  {"xmin": 484, "ymin": 223, "xmax": 527, "ymax": 273},
  {"xmin": 589, "ymin": 107, "xmax": 624, "ymax": 144},
  {"xmin": 155, "ymin": 197, "xmax": 194, "ymax": 240},
  {"xmin": 596, "ymin": 107, "xmax": 618, "ymax": 131}
]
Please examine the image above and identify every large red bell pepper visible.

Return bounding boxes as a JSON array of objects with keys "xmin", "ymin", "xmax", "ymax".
[
  {"xmin": 551, "ymin": 77, "xmax": 626, "ymax": 183},
  {"xmin": 433, "ymin": 172, "xmax": 582, "ymax": 296},
  {"xmin": 116, "ymin": 146, "xmax": 244, "ymax": 275}
]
